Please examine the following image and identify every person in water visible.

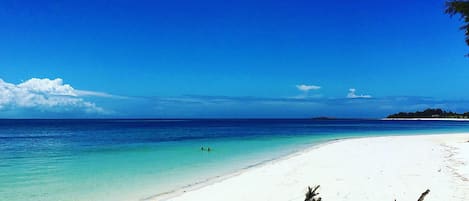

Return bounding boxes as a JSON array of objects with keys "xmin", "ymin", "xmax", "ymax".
[{"xmin": 200, "ymin": 147, "xmax": 212, "ymax": 152}]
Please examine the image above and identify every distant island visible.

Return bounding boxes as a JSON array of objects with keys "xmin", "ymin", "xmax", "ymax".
[
  {"xmin": 311, "ymin": 117, "xmax": 339, "ymax": 120},
  {"xmin": 386, "ymin": 108, "xmax": 469, "ymax": 119}
]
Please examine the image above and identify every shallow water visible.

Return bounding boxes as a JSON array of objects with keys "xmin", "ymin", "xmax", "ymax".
[{"xmin": 1, "ymin": 119, "xmax": 468, "ymax": 201}]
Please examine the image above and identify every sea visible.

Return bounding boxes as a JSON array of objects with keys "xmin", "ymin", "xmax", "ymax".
[{"xmin": 1, "ymin": 119, "xmax": 468, "ymax": 201}]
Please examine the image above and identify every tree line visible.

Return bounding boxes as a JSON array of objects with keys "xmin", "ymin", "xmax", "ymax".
[{"xmin": 387, "ymin": 108, "xmax": 469, "ymax": 118}]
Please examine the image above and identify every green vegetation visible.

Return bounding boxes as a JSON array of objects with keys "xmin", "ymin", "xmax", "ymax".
[
  {"xmin": 387, "ymin": 108, "xmax": 469, "ymax": 119},
  {"xmin": 445, "ymin": 0, "xmax": 469, "ymax": 55}
]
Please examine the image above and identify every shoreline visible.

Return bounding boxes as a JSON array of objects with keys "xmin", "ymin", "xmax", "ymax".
[
  {"xmin": 162, "ymin": 132, "xmax": 469, "ymax": 201},
  {"xmin": 150, "ymin": 138, "xmax": 345, "ymax": 201},
  {"xmin": 382, "ymin": 118, "xmax": 469, "ymax": 121}
]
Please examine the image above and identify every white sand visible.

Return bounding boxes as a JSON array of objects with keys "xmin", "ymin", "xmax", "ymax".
[{"xmin": 163, "ymin": 134, "xmax": 469, "ymax": 201}]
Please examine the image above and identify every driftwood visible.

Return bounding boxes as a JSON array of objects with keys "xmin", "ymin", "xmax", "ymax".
[
  {"xmin": 417, "ymin": 189, "xmax": 430, "ymax": 201},
  {"xmin": 306, "ymin": 185, "xmax": 430, "ymax": 201},
  {"xmin": 304, "ymin": 185, "xmax": 321, "ymax": 201}
]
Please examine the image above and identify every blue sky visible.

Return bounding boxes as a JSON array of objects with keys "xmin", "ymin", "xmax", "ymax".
[{"xmin": 1, "ymin": 0, "xmax": 469, "ymax": 118}]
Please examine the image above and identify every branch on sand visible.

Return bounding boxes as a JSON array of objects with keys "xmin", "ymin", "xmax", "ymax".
[
  {"xmin": 305, "ymin": 185, "xmax": 430, "ymax": 201},
  {"xmin": 417, "ymin": 189, "xmax": 430, "ymax": 201},
  {"xmin": 304, "ymin": 185, "xmax": 321, "ymax": 201}
]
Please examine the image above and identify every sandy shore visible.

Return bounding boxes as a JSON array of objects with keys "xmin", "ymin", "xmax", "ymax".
[{"xmin": 164, "ymin": 133, "xmax": 469, "ymax": 201}]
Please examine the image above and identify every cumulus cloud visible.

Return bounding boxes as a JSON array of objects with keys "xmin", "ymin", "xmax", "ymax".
[
  {"xmin": 0, "ymin": 78, "xmax": 105, "ymax": 113},
  {"xmin": 347, "ymin": 88, "xmax": 372, "ymax": 99},
  {"xmin": 296, "ymin": 84, "xmax": 321, "ymax": 92}
]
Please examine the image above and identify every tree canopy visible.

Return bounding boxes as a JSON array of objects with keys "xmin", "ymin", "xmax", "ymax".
[
  {"xmin": 446, "ymin": 1, "xmax": 469, "ymax": 52},
  {"xmin": 387, "ymin": 108, "xmax": 469, "ymax": 118}
]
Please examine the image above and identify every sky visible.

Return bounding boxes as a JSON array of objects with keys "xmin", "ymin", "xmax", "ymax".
[{"xmin": 1, "ymin": 0, "xmax": 469, "ymax": 118}]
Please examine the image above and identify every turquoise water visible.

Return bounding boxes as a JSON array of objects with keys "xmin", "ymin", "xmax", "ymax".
[{"xmin": 1, "ymin": 119, "xmax": 469, "ymax": 201}]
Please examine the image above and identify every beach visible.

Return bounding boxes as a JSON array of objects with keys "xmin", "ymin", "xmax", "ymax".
[
  {"xmin": 3, "ymin": 120, "xmax": 469, "ymax": 201},
  {"xmin": 165, "ymin": 133, "xmax": 469, "ymax": 201}
]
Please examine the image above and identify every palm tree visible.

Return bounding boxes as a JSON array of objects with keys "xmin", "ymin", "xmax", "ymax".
[{"xmin": 446, "ymin": 1, "xmax": 469, "ymax": 49}]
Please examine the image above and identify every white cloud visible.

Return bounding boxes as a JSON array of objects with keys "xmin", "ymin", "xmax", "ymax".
[
  {"xmin": 347, "ymin": 88, "xmax": 372, "ymax": 99},
  {"xmin": 296, "ymin": 84, "xmax": 321, "ymax": 92},
  {"xmin": 75, "ymin": 90, "xmax": 128, "ymax": 99},
  {"xmin": 18, "ymin": 78, "xmax": 77, "ymax": 96},
  {"xmin": 0, "ymin": 78, "xmax": 105, "ymax": 113}
]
